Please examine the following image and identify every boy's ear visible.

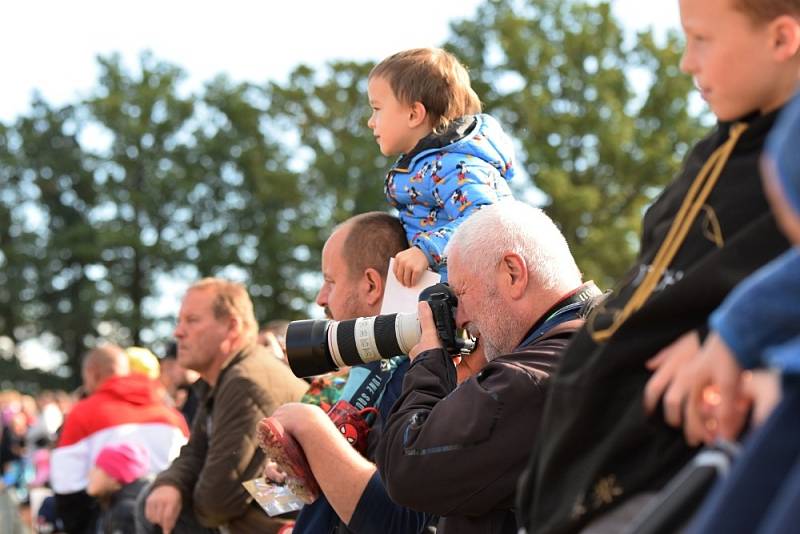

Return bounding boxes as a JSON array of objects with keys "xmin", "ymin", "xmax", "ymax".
[
  {"xmin": 408, "ymin": 101, "xmax": 429, "ymax": 129},
  {"xmin": 770, "ymin": 15, "xmax": 800, "ymax": 60}
]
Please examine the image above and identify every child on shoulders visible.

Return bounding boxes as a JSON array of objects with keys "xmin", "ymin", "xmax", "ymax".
[{"xmin": 367, "ymin": 47, "xmax": 517, "ymax": 285}]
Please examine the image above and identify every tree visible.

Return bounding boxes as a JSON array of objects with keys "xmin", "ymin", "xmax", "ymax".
[
  {"xmin": 0, "ymin": 120, "xmax": 41, "ymax": 361},
  {"xmin": 4, "ymin": 99, "xmax": 101, "ymax": 377},
  {"xmin": 260, "ymin": 61, "xmax": 394, "ymax": 313},
  {"xmin": 1, "ymin": 0, "xmax": 707, "ymax": 384},
  {"xmin": 447, "ymin": 0, "xmax": 705, "ymax": 286},
  {"xmin": 192, "ymin": 75, "xmax": 311, "ymax": 321}
]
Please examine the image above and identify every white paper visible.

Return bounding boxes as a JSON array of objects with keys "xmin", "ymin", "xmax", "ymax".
[{"xmin": 380, "ymin": 257, "xmax": 442, "ymax": 315}]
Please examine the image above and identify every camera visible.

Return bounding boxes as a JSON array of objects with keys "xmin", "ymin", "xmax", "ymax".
[{"xmin": 286, "ymin": 283, "xmax": 475, "ymax": 378}]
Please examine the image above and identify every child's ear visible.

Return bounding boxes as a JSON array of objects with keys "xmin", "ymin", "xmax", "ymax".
[
  {"xmin": 408, "ymin": 102, "xmax": 429, "ymax": 129},
  {"xmin": 770, "ymin": 15, "xmax": 800, "ymax": 60}
]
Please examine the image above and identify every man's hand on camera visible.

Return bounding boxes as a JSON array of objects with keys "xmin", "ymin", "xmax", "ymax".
[{"xmin": 409, "ymin": 301, "xmax": 443, "ymax": 361}]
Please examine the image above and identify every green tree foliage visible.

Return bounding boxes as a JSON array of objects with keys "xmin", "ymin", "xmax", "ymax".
[
  {"xmin": 448, "ymin": 0, "xmax": 704, "ymax": 285},
  {"xmin": 85, "ymin": 53, "xmax": 198, "ymax": 346},
  {"xmin": 268, "ymin": 61, "xmax": 389, "ymax": 229},
  {"xmin": 0, "ymin": 0, "xmax": 704, "ymax": 385},
  {"xmin": 2, "ymin": 99, "xmax": 101, "ymax": 375},
  {"xmin": 194, "ymin": 75, "xmax": 312, "ymax": 320}
]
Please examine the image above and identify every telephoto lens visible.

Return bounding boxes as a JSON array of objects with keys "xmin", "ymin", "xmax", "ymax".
[{"xmin": 286, "ymin": 312, "xmax": 420, "ymax": 378}]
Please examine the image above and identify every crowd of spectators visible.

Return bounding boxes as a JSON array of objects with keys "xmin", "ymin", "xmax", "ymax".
[{"xmin": 2, "ymin": 1, "xmax": 800, "ymax": 533}]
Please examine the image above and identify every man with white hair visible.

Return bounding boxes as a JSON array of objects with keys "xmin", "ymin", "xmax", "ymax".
[{"xmin": 375, "ymin": 199, "xmax": 601, "ymax": 534}]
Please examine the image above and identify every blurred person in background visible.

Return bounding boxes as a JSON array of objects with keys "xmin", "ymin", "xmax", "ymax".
[
  {"xmin": 158, "ymin": 342, "xmax": 200, "ymax": 426},
  {"xmin": 139, "ymin": 278, "xmax": 308, "ymax": 534},
  {"xmin": 51, "ymin": 344, "xmax": 189, "ymax": 533}
]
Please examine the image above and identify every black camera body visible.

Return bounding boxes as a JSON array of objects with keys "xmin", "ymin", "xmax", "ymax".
[
  {"xmin": 419, "ymin": 283, "xmax": 473, "ymax": 356},
  {"xmin": 286, "ymin": 282, "xmax": 473, "ymax": 378}
]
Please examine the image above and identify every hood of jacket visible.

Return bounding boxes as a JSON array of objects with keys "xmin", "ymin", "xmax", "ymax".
[
  {"xmin": 96, "ymin": 374, "xmax": 164, "ymax": 407},
  {"xmin": 393, "ymin": 113, "xmax": 516, "ymax": 182}
]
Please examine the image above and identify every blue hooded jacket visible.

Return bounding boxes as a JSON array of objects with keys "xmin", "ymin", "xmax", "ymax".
[
  {"xmin": 710, "ymin": 91, "xmax": 800, "ymax": 374},
  {"xmin": 385, "ymin": 113, "xmax": 516, "ymax": 274}
]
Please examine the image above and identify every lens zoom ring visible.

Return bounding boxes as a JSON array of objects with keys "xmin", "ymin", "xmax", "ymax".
[
  {"xmin": 335, "ymin": 320, "xmax": 360, "ymax": 366},
  {"xmin": 374, "ymin": 314, "xmax": 402, "ymax": 358}
]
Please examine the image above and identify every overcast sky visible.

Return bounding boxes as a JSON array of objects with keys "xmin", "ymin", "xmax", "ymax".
[{"xmin": 1, "ymin": 0, "xmax": 681, "ymax": 122}]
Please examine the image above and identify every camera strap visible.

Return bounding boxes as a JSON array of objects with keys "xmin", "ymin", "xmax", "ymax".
[{"xmin": 517, "ymin": 281, "xmax": 602, "ymax": 348}]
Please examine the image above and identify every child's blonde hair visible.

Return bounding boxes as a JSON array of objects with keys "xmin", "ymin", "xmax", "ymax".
[
  {"xmin": 733, "ymin": 0, "xmax": 800, "ymax": 23},
  {"xmin": 369, "ymin": 48, "xmax": 482, "ymax": 134}
]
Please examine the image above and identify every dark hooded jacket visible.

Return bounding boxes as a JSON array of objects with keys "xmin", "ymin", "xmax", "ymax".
[{"xmin": 517, "ymin": 110, "xmax": 791, "ymax": 533}]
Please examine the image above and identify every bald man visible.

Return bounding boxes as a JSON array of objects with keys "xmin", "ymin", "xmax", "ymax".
[{"xmin": 52, "ymin": 344, "xmax": 189, "ymax": 533}]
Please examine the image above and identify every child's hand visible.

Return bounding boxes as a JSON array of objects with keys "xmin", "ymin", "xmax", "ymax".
[{"xmin": 393, "ymin": 246, "xmax": 430, "ymax": 287}]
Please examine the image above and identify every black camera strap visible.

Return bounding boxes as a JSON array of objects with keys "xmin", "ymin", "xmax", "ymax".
[{"xmin": 517, "ymin": 281, "xmax": 602, "ymax": 348}]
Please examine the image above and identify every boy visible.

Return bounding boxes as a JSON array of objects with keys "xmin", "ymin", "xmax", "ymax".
[
  {"xmin": 368, "ymin": 47, "xmax": 516, "ymax": 285},
  {"xmin": 683, "ymin": 89, "xmax": 800, "ymax": 534},
  {"xmin": 516, "ymin": 0, "xmax": 800, "ymax": 532}
]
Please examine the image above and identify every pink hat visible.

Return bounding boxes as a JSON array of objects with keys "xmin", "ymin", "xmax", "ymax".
[{"xmin": 94, "ymin": 443, "xmax": 150, "ymax": 485}]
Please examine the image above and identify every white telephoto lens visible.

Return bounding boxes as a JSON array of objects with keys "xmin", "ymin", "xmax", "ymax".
[{"xmin": 394, "ymin": 312, "xmax": 421, "ymax": 354}]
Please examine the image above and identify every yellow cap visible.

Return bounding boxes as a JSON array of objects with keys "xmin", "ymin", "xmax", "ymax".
[{"xmin": 125, "ymin": 346, "xmax": 160, "ymax": 379}]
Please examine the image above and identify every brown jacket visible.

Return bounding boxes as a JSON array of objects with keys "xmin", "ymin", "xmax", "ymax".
[{"xmin": 153, "ymin": 343, "xmax": 308, "ymax": 533}]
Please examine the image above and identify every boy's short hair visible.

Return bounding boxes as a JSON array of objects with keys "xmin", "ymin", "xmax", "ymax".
[
  {"xmin": 733, "ymin": 0, "xmax": 800, "ymax": 23},
  {"xmin": 370, "ymin": 48, "xmax": 482, "ymax": 133}
]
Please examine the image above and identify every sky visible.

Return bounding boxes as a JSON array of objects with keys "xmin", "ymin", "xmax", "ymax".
[
  {"xmin": 2, "ymin": 0, "xmax": 682, "ymax": 371},
  {"xmin": 0, "ymin": 0, "xmax": 681, "ymax": 123}
]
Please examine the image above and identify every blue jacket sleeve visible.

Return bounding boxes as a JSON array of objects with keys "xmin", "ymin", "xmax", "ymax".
[
  {"xmin": 763, "ymin": 335, "xmax": 800, "ymax": 375},
  {"xmin": 710, "ymin": 248, "xmax": 800, "ymax": 369}
]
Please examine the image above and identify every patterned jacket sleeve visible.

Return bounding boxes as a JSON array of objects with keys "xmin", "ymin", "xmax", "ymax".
[{"xmin": 412, "ymin": 158, "xmax": 507, "ymax": 268}]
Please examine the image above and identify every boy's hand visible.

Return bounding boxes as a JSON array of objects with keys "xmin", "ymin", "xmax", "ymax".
[
  {"xmin": 393, "ymin": 246, "xmax": 430, "ymax": 287},
  {"xmin": 643, "ymin": 330, "xmax": 700, "ymax": 425},
  {"xmin": 684, "ymin": 333, "xmax": 747, "ymax": 444}
]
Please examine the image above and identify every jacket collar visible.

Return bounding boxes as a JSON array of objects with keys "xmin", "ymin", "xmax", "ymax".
[
  {"xmin": 193, "ymin": 343, "xmax": 255, "ymax": 400},
  {"xmin": 392, "ymin": 115, "xmax": 478, "ymax": 171}
]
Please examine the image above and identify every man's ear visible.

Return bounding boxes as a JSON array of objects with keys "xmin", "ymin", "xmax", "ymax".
[
  {"xmin": 363, "ymin": 267, "xmax": 385, "ymax": 307},
  {"xmin": 226, "ymin": 314, "xmax": 244, "ymax": 344},
  {"xmin": 499, "ymin": 252, "xmax": 528, "ymax": 300},
  {"xmin": 408, "ymin": 101, "xmax": 429, "ymax": 129},
  {"xmin": 771, "ymin": 15, "xmax": 800, "ymax": 60}
]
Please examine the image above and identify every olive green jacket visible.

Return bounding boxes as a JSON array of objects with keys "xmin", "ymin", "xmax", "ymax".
[{"xmin": 153, "ymin": 343, "xmax": 308, "ymax": 533}]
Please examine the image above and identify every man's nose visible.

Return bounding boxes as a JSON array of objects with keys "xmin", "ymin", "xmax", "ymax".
[{"xmin": 316, "ymin": 286, "xmax": 327, "ymax": 307}]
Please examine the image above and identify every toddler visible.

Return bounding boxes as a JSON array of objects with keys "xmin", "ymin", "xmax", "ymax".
[
  {"xmin": 368, "ymin": 47, "xmax": 516, "ymax": 285},
  {"xmin": 87, "ymin": 442, "xmax": 150, "ymax": 534}
]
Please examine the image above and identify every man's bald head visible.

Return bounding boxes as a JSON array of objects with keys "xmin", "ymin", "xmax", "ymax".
[{"xmin": 81, "ymin": 344, "xmax": 130, "ymax": 394}]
